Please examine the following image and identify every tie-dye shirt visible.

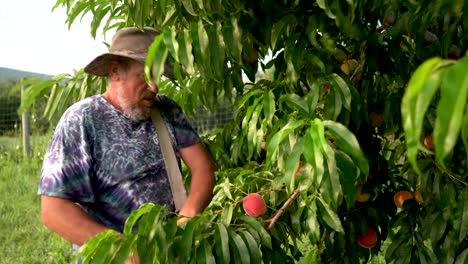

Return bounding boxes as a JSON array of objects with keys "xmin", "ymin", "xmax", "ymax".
[{"xmin": 38, "ymin": 94, "xmax": 200, "ymax": 232}]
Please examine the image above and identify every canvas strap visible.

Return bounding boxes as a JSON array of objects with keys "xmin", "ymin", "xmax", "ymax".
[{"xmin": 151, "ymin": 108, "xmax": 187, "ymax": 212}]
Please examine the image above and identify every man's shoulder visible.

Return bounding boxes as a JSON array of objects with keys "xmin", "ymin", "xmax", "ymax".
[
  {"xmin": 155, "ymin": 94, "xmax": 177, "ymax": 105},
  {"xmin": 66, "ymin": 95, "xmax": 101, "ymax": 113},
  {"xmin": 58, "ymin": 95, "xmax": 105, "ymax": 125},
  {"xmin": 155, "ymin": 94, "xmax": 182, "ymax": 113}
]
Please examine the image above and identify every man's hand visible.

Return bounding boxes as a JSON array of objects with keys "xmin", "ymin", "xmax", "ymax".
[{"xmin": 177, "ymin": 216, "xmax": 191, "ymax": 225}]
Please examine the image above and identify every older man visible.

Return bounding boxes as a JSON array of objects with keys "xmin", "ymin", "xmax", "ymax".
[{"xmin": 38, "ymin": 27, "xmax": 216, "ymax": 259}]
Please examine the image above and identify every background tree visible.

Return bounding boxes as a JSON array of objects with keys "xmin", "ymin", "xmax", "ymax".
[{"xmin": 17, "ymin": 0, "xmax": 467, "ymax": 263}]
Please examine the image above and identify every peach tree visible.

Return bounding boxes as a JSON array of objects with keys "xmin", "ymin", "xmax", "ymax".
[{"xmin": 16, "ymin": 0, "xmax": 467, "ymax": 263}]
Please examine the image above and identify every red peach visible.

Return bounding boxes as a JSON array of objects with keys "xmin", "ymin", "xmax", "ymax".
[
  {"xmin": 394, "ymin": 190, "xmax": 414, "ymax": 208},
  {"xmin": 243, "ymin": 193, "xmax": 267, "ymax": 217},
  {"xmin": 356, "ymin": 227, "xmax": 378, "ymax": 249}
]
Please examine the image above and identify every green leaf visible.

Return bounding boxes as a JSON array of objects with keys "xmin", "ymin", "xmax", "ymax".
[
  {"xmin": 222, "ymin": 178, "xmax": 233, "ymax": 200},
  {"xmin": 247, "ymin": 105, "xmax": 261, "ymax": 159},
  {"xmin": 123, "ymin": 203, "xmax": 155, "ymax": 236},
  {"xmin": 163, "ymin": 27, "xmax": 179, "ymax": 62},
  {"xmin": 181, "ymin": 0, "xmax": 197, "ymax": 16},
  {"xmin": 330, "ymin": 73, "xmax": 352, "ymax": 111},
  {"xmin": 146, "ymin": 33, "xmax": 168, "ymax": 86},
  {"xmin": 207, "ymin": 22, "xmax": 225, "ymax": 80},
  {"xmin": 196, "ymin": 239, "xmax": 216, "ymax": 264},
  {"xmin": 222, "ymin": 16, "xmax": 242, "ymax": 62},
  {"xmin": 317, "ymin": 0, "xmax": 336, "ymax": 19},
  {"xmin": 280, "ymin": 94, "xmax": 310, "ymax": 114},
  {"xmin": 459, "ymin": 188, "xmax": 468, "ymax": 243},
  {"xmin": 214, "ymin": 223, "xmax": 230, "ymax": 264},
  {"xmin": 462, "ymin": 107, "xmax": 468, "ymax": 171},
  {"xmin": 221, "ymin": 202, "xmax": 234, "ymax": 226},
  {"xmin": 179, "ymin": 216, "xmax": 203, "ymax": 261},
  {"xmin": 229, "ymin": 230, "xmax": 251, "ymax": 264},
  {"xmin": 240, "ymin": 216, "xmax": 272, "ymax": 249},
  {"xmin": 455, "ymin": 248, "xmax": 468, "ymax": 264},
  {"xmin": 430, "ymin": 212, "xmax": 447, "ymax": 243},
  {"xmin": 241, "ymin": 230, "xmax": 262, "ymax": 264},
  {"xmin": 305, "ymin": 199, "xmax": 321, "ymax": 243},
  {"xmin": 401, "ymin": 57, "xmax": 452, "ymax": 174},
  {"xmin": 266, "ymin": 119, "xmax": 304, "ymax": 167},
  {"xmin": 91, "ymin": 233, "xmax": 121, "ymax": 264},
  {"xmin": 317, "ymin": 195, "xmax": 344, "ymax": 233},
  {"xmin": 76, "ymin": 230, "xmax": 118, "ymax": 264},
  {"xmin": 321, "ymin": 141, "xmax": 341, "ymax": 209},
  {"xmin": 335, "ymin": 150, "xmax": 358, "ymax": 209},
  {"xmin": 263, "ymin": 90, "xmax": 276, "ymax": 126},
  {"xmin": 271, "ymin": 15, "xmax": 294, "ymax": 51},
  {"xmin": 323, "ymin": 89, "xmax": 342, "ymax": 121},
  {"xmin": 303, "ymin": 124, "xmax": 324, "ymax": 186},
  {"xmin": 434, "ymin": 56, "xmax": 468, "ymax": 168},
  {"xmin": 191, "ymin": 20, "xmax": 212, "ymax": 78},
  {"xmin": 284, "ymin": 138, "xmax": 304, "ymax": 192},
  {"xmin": 111, "ymin": 235, "xmax": 137, "ymax": 264},
  {"xmin": 178, "ymin": 29, "xmax": 194, "ymax": 74},
  {"xmin": 323, "ymin": 120, "xmax": 369, "ymax": 177}
]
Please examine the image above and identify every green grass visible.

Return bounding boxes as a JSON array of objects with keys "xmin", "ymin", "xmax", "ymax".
[{"xmin": 0, "ymin": 135, "xmax": 72, "ymax": 264}]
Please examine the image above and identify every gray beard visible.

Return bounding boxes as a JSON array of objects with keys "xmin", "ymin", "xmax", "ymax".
[{"xmin": 116, "ymin": 91, "xmax": 151, "ymax": 122}]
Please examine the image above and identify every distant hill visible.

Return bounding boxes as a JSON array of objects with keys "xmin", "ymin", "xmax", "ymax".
[{"xmin": 0, "ymin": 67, "xmax": 52, "ymax": 81}]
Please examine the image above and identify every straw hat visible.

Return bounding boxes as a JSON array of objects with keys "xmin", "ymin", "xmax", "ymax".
[{"xmin": 84, "ymin": 27, "xmax": 174, "ymax": 79}]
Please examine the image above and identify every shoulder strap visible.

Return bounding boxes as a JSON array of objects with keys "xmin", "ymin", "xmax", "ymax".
[{"xmin": 151, "ymin": 108, "xmax": 187, "ymax": 212}]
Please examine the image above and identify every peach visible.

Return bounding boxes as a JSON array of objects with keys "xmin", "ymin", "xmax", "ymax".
[
  {"xmin": 369, "ymin": 112, "xmax": 383, "ymax": 128},
  {"xmin": 356, "ymin": 227, "xmax": 378, "ymax": 249},
  {"xmin": 424, "ymin": 133, "xmax": 434, "ymax": 150},
  {"xmin": 340, "ymin": 59, "xmax": 358, "ymax": 75},
  {"xmin": 413, "ymin": 191, "xmax": 430, "ymax": 206},
  {"xmin": 355, "ymin": 184, "xmax": 371, "ymax": 203},
  {"xmin": 394, "ymin": 190, "xmax": 414, "ymax": 208},
  {"xmin": 243, "ymin": 193, "xmax": 267, "ymax": 217}
]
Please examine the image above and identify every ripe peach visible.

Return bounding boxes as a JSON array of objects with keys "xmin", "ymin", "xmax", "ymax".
[
  {"xmin": 356, "ymin": 227, "xmax": 378, "ymax": 249},
  {"xmin": 394, "ymin": 190, "xmax": 414, "ymax": 208},
  {"xmin": 413, "ymin": 191, "xmax": 424, "ymax": 205},
  {"xmin": 355, "ymin": 184, "xmax": 371, "ymax": 203},
  {"xmin": 424, "ymin": 133, "xmax": 434, "ymax": 150},
  {"xmin": 340, "ymin": 59, "xmax": 358, "ymax": 75},
  {"xmin": 243, "ymin": 193, "xmax": 267, "ymax": 217},
  {"xmin": 413, "ymin": 191, "xmax": 431, "ymax": 206},
  {"xmin": 369, "ymin": 112, "xmax": 383, "ymax": 128}
]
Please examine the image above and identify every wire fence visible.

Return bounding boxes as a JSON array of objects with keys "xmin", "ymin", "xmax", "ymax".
[
  {"xmin": 190, "ymin": 103, "xmax": 234, "ymax": 134},
  {"xmin": 0, "ymin": 96, "xmax": 233, "ymax": 136},
  {"xmin": 0, "ymin": 96, "xmax": 21, "ymax": 136}
]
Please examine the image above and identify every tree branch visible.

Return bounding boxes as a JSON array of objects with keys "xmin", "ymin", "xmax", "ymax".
[{"xmin": 266, "ymin": 188, "xmax": 301, "ymax": 230}]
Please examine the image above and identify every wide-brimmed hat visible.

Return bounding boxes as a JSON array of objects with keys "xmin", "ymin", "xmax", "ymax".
[{"xmin": 84, "ymin": 27, "xmax": 174, "ymax": 79}]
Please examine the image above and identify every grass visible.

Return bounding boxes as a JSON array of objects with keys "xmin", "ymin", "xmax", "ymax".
[{"xmin": 0, "ymin": 135, "xmax": 72, "ymax": 264}]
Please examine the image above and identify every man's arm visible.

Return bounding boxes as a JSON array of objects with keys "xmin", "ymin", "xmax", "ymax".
[
  {"xmin": 177, "ymin": 142, "xmax": 216, "ymax": 219},
  {"xmin": 41, "ymin": 195, "xmax": 109, "ymax": 246}
]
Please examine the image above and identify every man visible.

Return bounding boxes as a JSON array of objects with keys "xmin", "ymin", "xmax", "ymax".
[{"xmin": 38, "ymin": 27, "xmax": 216, "ymax": 260}]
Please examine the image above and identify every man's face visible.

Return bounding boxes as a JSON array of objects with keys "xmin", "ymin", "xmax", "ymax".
[{"xmin": 115, "ymin": 61, "xmax": 158, "ymax": 122}]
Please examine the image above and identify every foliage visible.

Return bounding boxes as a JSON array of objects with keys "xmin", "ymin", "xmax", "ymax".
[
  {"xmin": 0, "ymin": 136, "xmax": 72, "ymax": 263},
  {"xmin": 19, "ymin": 0, "xmax": 468, "ymax": 263}
]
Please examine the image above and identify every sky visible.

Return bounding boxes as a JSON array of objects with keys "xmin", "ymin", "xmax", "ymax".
[{"xmin": 0, "ymin": 0, "xmax": 114, "ymax": 76}]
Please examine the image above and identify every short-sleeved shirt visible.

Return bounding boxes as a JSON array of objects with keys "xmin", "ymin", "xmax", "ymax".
[{"xmin": 38, "ymin": 94, "xmax": 200, "ymax": 232}]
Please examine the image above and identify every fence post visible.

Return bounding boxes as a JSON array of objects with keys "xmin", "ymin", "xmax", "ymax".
[{"xmin": 21, "ymin": 86, "xmax": 31, "ymax": 158}]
